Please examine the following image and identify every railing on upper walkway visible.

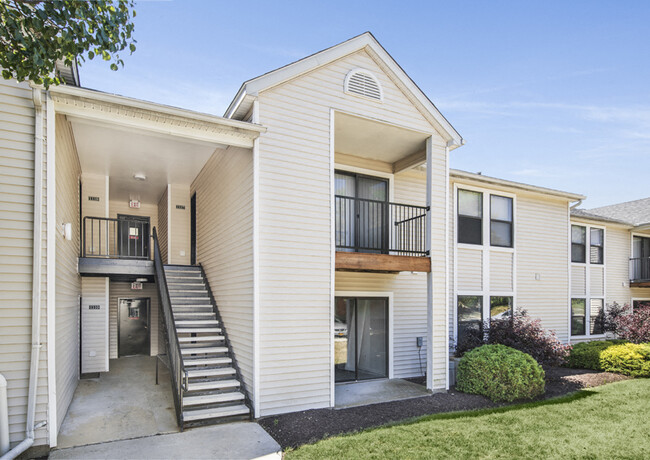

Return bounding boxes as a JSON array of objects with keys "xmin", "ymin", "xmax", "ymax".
[
  {"xmin": 334, "ymin": 195, "xmax": 428, "ymax": 256},
  {"xmin": 630, "ymin": 257, "xmax": 650, "ymax": 282},
  {"xmin": 82, "ymin": 216, "xmax": 150, "ymax": 259}
]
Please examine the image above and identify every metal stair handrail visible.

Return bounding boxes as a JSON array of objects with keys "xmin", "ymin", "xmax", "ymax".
[{"xmin": 152, "ymin": 227, "xmax": 187, "ymax": 428}]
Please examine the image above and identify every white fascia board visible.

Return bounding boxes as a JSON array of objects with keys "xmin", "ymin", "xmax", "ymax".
[
  {"xmin": 224, "ymin": 32, "xmax": 463, "ymax": 144},
  {"xmin": 450, "ymin": 169, "xmax": 586, "ymax": 201},
  {"xmin": 47, "ymin": 84, "xmax": 265, "ymax": 133}
]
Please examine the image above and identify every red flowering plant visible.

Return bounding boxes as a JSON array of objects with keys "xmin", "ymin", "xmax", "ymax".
[{"xmin": 610, "ymin": 302, "xmax": 650, "ymax": 344}]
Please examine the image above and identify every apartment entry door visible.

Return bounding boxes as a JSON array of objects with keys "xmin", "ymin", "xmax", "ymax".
[
  {"xmin": 335, "ymin": 297, "xmax": 388, "ymax": 382},
  {"xmin": 117, "ymin": 214, "xmax": 150, "ymax": 259},
  {"xmin": 118, "ymin": 298, "xmax": 150, "ymax": 357}
]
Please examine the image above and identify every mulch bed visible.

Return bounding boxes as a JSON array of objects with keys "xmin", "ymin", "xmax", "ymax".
[{"xmin": 258, "ymin": 367, "xmax": 630, "ymax": 449}]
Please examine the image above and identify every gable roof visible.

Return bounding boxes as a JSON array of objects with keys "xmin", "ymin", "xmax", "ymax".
[
  {"xmin": 224, "ymin": 32, "xmax": 463, "ymax": 147},
  {"xmin": 572, "ymin": 197, "xmax": 650, "ymax": 227}
]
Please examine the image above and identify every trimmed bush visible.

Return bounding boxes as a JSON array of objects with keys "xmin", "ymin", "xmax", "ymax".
[
  {"xmin": 456, "ymin": 344, "xmax": 545, "ymax": 402},
  {"xmin": 567, "ymin": 340, "xmax": 627, "ymax": 370},
  {"xmin": 600, "ymin": 343, "xmax": 650, "ymax": 378}
]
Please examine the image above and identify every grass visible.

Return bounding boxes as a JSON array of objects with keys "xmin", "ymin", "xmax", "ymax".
[{"xmin": 285, "ymin": 379, "xmax": 650, "ymax": 459}]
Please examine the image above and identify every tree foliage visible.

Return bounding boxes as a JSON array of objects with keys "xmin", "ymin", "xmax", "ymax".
[{"xmin": 0, "ymin": 0, "xmax": 136, "ymax": 87}]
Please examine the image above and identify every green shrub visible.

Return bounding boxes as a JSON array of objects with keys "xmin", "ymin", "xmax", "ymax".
[
  {"xmin": 600, "ymin": 343, "xmax": 650, "ymax": 378},
  {"xmin": 456, "ymin": 344, "xmax": 545, "ymax": 402},
  {"xmin": 567, "ymin": 340, "xmax": 627, "ymax": 370}
]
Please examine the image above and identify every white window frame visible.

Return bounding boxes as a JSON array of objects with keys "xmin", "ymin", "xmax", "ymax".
[
  {"xmin": 333, "ymin": 291, "xmax": 394, "ymax": 381},
  {"xmin": 452, "ymin": 183, "xmax": 517, "ymax": 346},
  {"xmin": 569, "ymin": 221, "xmax": 606, "ymax": 339}
]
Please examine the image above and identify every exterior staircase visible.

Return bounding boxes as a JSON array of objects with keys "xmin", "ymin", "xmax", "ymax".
[{"xmin": 163, "ymin": 264, "xmax": 251, "ymax": 427}]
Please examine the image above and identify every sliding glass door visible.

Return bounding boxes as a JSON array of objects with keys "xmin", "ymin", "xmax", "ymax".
[
  {"xmin": 334, "ymin": 297, "xmax": 388, "ymax": 382},
  {"xmin": 334, "ymin": 171, "xmax": 388, "ymax": 253}
]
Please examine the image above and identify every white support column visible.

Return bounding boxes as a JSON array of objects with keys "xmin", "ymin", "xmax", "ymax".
[{"xmin": 425, "ymin": 136, "xmax": 434, "ymax": 390}]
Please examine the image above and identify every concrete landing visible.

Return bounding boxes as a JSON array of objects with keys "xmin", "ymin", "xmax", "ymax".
[
  {"xmin": 50, "ymin": 422, "xmax": 282, "ymax": 460},
  {"xmin": 335, "ymin": 378, "xmax": 429, "ymax": 408},
  {"xmin": 57, "ymin": 356, "xmax": 179, "ymax": 449}
]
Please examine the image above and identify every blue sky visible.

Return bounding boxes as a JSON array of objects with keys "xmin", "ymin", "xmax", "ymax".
[{"xmin": 80, "ymin": 1, "xmax": 650, "ymax": 208}]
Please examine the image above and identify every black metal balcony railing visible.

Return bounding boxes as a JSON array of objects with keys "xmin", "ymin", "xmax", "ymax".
[
  {"xmin": 630, "ymin": 257, "xmax": 650, "ymax": 282},
  {"xmin": 82, "ymin": 216, "xmax": 150, "ymax": 259},
  {"xmin": 335, "ymin": 195, "xmax": 428, "ymax": 256}
]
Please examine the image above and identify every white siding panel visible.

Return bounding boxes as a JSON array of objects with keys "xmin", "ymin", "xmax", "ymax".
[
  {"xmin": 169, "ymin": 184, "xmax": 190, "ymax": 265},
  {"xmin": 590, "ymin": 266, "xmax": 604, "ymax": 297},
  {"xmin": 191, "ymin": 146, "xmax": 254, "ymax": 397},
  {"xmin": 54, "ymin": 114, "xmax": 81, "ymax": 429},
  {"xmin": 490, "ymin": 251, "xmax": 513, "ymax": 292},
  {"xmin": 516, "ymin": 196, "xmax": 570, "ymax": 342},
  {"xmin": 606, "ymin": 227, "xmax": 631, "ymax": 306},
  {"xmin": 0, "ymin": 79, "xmax": 49, "ymax": 447},
  {"xmin": 257, "ymin": 48, "xmax": 449, "ymax": 415},
  {"xmin": 457, "ymin": 248, "xmax": 482, "ymax": 291},
  {"xmin": 80, "ymin": 277, "xmax": 108, "ymax": 373},
  {"xmin": 572, "ymin": 265, "xmax": 586, "ymax": 297}
]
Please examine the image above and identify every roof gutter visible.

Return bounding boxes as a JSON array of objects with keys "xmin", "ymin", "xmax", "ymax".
[
  {"xmin": 570, "ymin": 199, "xmax": 583, "ymax": 209},
  {"xmin": 1, "ymin": 88, "xmax": 48, "ymax": 460}
]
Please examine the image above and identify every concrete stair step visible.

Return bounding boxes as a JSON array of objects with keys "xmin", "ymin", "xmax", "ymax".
[
  {"xmin": 182, "ymin": 391, "xmax": 244, "ymax": 406},
  {"xmin": 185, "ymin": 379, "xmax": 240, "ymax": 392},
  {"xmin": 186, "ymin": 367, "xmax": 236, "ymax": 378},
  {"xmin": 177, "ymin": 327, "xmax": 222, "ymax": 334},
  {"xmin": 182, "ymin": 404, "xmax": 249, "ymax": 422},
  {"xmin": 175, "ymin": 320, "xmax": 219, "ymax": 326},
  {"xmin": 180, "ymin": 346, "xmax": 228, "ymax": 355},
  {"xmin": 178, "ymin": 335, "xmax": 224, "ymax": 343},
  {"xmin": 183, "ymin": 357, "xmax": 232, "ymax": 367}
]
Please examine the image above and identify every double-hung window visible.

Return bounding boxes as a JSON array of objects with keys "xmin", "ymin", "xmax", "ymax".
[
  {"xmin": 571, "ymin": 224, "xmax": 605, "ymax": 336},
  {"xmin": 457, "ymin": 190, "xmax": 482, "ymax": 245},
  {"xmin": 490, "ymin": 195, "xmax": 513, "ymax": 247}
]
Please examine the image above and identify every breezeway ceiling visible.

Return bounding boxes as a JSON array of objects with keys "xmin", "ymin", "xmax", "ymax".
[
  {"xmin": 335, "ymin": 112, "xmax": 428, "ymax": 166},
  {"xmin": 70, "ymin": 118, "xmax": 222, "ymax": 203}
]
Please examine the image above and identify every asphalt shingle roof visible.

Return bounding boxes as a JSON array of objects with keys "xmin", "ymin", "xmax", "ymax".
[{"xmin": 571, "ymin": 197, "xmax": 650, "ymax": 227}]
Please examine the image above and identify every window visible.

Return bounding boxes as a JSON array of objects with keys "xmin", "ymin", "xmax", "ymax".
[
  {"xmin": 457, "ymin": 296, "xmax": 483, "ymax": 343},
  {"xmin": 571, "ymin": 225, "xmax": 586, "ymax": 263},
  {"xmin": 490, "ymin": 195, "xmax": 513, "ymax": 247},
  {"xmin": 458, "ymin": 190, "xmax": 482, "ymax": 245},
  {"xmin": 490, "ymin": 296, "xmax": 513, "ymax": 322},
  {"xmin": 590, "ymin": 228, "xmax": 604, "ymax": 264},
  {"xmin": 589, "ymin": 299, "xmax": 605, "ymax": 335},
  {"xmin": 571, "ymin": 298, "xmax": 586, "ymax": 336}
]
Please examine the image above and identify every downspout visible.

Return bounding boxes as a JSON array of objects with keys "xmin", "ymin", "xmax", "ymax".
[
  {"xmin": 1, "ymin": 88, "xmax": 47, "ymax": 460},
  {"xmin": 570, "ymin": 199, "xmax": 583, "ymax": 210}
]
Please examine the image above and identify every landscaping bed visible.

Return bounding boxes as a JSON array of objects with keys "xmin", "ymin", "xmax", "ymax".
[{"xmin": 259, "ymin": 367, "xmax": 628, "ymax": 449}]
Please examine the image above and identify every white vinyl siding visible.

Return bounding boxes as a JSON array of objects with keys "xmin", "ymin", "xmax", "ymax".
[
  {"xmin": 457, "ymin": 248, "xmax": 483, "ymax": 291},
  {"xmin": 109, "ymin": 281, "xmax": 160, "ymax": 358},
  {"xmin": 81, "ymin": 173, "xmax": 107, "ymax": 219},
  {"xmin": 516, "ymin": 196, "xmax": 570, "ymax": 342},
  {"xmin": 572, "ymin": 265, "xmax": 586, "ymax": 296},
  {"xmin": 257, "ymin": 48, "xmax": 449, "ymax": 415},
  {"xmin": 80, "ymin": 277, "xmax": 108, "ymax": 372},
  {"xmin": 490, "ymin": 251, "xmax": 514, "ymax": 291},
  {"xmin": 590, "ymin": 266, "xmax": 604, "ymax": 297},
  {"xmin": 0, "ymin": 79, "xmax": 49, "ymax": 447},
  {"xmin": 54, "ymin": 114, "xmax": 81, "ymax": 430},
  {"xmin": 191, "ymin": 146, "xmax": 254, "ymax": 397},
  {"xmin": 168, "ymin": 184, "xmax": 190, "ymax": 265}
]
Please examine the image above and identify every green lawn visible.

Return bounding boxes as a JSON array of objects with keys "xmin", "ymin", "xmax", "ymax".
[{"xmin": 286, "ymin": 379, "xmax": 650, "ymax": 459}]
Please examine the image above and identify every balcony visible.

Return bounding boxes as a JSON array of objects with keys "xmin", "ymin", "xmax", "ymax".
[
  {"xmin": 630, "ymin": 257, "xmax": 650, "ymax": 287},
  {"xmin": 334, "ymin": 195, "xmax": 430, "ymax": 273},
  {"xmin": 79, "ymin": 216, "xmax": 154, "ymax": 279}
]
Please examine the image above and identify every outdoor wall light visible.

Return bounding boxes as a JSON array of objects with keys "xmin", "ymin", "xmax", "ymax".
[{"xmin": 61, "ymin": 223, "xmax": 72, "ymax": 241}]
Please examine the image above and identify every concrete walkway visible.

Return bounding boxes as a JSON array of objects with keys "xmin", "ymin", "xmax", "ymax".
[
  {"xmin": 50, "ymin": 422, "xmax": 282, "ymax": 460},
  {"xmin": 335, "ymin": 378, "xmax": 429, "ymax": 408},
  {"xmin": 57, "ymin": 356, "xmax": 179, "ymax": 449}
]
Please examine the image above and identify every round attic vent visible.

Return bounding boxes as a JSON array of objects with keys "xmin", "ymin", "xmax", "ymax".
[{"xmin": 344, "ymin": 68, "xmax": 383, "ymax": 101}]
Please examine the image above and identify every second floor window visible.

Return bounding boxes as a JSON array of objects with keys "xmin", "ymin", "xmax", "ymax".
[
  {"xmin": 571, "ymin": 225, "xmax": 586, "ymax": 263},
  {"xmin": 458, "ymin": 189, "xmax": 482, "ymax": 245},
  {"xmin": 590, "ymin": 228, "xmax": 604, "ymax": 264},
  {"xmin": 490, "ymin": 195, "xmax": 513, "ymax": 247}
]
